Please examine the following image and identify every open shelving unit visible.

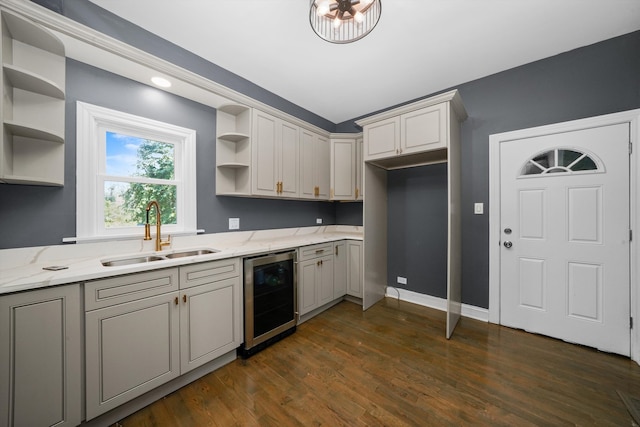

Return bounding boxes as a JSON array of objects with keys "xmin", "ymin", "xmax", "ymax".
[
  {"xmin": 1, "ymin": 10, "xmax": 66, "ymax": 186},
  {"xmin": 216, "ymin": 103, "xmax": 251, "ymax": 195}
]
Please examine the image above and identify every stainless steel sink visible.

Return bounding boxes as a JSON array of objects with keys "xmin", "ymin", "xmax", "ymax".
[
  {"xmin": 101, "ymin": 255, "xmax": 167, "ymax": 267},
  {"xmin": 165, "ymin": 249, "xmax": 218, "ymax": 259},
  {"xmin": 101, "ymin": 248, "xmax": 218, "ymax": 266}
]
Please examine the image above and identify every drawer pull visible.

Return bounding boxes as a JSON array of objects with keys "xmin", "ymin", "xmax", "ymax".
[{"xmin": 315, "ymin": 249, "xmax": 324, "ymax": 254}]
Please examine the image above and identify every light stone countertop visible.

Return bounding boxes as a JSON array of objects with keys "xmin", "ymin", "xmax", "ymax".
[{"xmin": 0, "ymin": 225, "xmax": 362, "ymax": 295}]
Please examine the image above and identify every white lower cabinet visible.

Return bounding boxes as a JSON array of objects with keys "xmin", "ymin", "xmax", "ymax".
[
  {"xmin": 85, "ymin": 259, "xmax": 241, "ymax": 420},
  {"xmin": 347, "ymin": 241, "xmax": 363, "ymax": 298},
  {"xmin": 298, "ymin": 243, "xmax": 334, "ymax": 316},
  {"xmin": 0, "ymin": 284, "xmax": 82, "ymax": 427},
  {"xmin": 179, "ymin": 260, "xmax": 242, "ymax": 373},
  {"xmin": 333, "ymin": 241, "xmax": 347, "ymax": 299},
  {"xmin": 332, "ymin": 240, "xmax": 363, "ymax": 299}
]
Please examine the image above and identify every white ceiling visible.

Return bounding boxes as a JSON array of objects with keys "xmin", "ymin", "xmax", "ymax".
[{"xmin": 88, "ymin": 0, "xmax": 640, "ymax": 124}]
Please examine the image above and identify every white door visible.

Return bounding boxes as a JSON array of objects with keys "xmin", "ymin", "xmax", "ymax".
[{"xmin": 500, "ymin": 123, "xmax": 630, "ymax": 356}]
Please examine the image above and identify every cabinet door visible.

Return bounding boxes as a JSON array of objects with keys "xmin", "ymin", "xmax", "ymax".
[
  {"xmin": 347, "ymin": 241, "xmax": 363, "ymax": 298},
  {"xmin": 279, "ymin": 121, "xmax": 299, "ymax": 197},
  {"xmin": 363, "ymin": 116, "xmax": 400, "ymax": 161},
  {"xmin": 331, "ymin": 139, "xmax": 355, "ymax": 200},
  {"xmin": 316, "ymin": 134, "xmax": 330, "ymax": 199},
  {"xmin": 298, "ymin": 258, "xmax": 318, "ymax": 315},
  {"xmin": 252, "ymin": 110, "xmax": 278, "ymax": 196},
  {"xmin": 333, "ymin": 242, "xmax": 347, "ymax": 299},
  {"xmin": 180, "ymin": 277, "xmax": 240, "ymax": 373},
  {"xmin": 0, "ymin": 284, "xmax": 81, "ymax": 427},
  {"xmin": 85, "ymin": 292, "xmax": 180, "ymax": 420},
  {"xmin": 299, "ymin": 129, "xmax": 316, "ymax": 199},
  {"xmin": 401, "ymin": 103, "xmax": 446, "ymax": 154},
  {"xmin": 300, "ymin": 129, "xmax": 330, "ymax": 200},
  {"xmin": 318, "ymin": 255, "xmax": 334, "ymax": 307},
  {"xmin": 355, "ymin": 138, "xmax": 363, "ymax": 200}
]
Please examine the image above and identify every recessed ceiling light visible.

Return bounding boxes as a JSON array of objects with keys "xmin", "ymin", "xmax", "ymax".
[{"xmin": 151, "ymin": 76, "xmax": 172, "ymax": 88}]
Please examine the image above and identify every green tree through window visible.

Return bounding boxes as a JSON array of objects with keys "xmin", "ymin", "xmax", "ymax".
[{"xmin": 104, "ymin": 134, "xmax": 177, "ymax": 228}]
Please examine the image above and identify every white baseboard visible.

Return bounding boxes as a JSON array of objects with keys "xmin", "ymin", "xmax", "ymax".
[{"xmin": 385, "ymin": 287, "xmax": 489, "ymax": 322}]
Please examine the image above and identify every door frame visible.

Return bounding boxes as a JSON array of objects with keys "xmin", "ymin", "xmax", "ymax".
[{"xmin": 489, "ymin": 109, "xmax": 640, "ymax": 363}]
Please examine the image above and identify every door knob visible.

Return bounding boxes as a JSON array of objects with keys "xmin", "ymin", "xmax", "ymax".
[{"xmin": 504, "ymin": 241, "xmax": 513, "ymax": 249}]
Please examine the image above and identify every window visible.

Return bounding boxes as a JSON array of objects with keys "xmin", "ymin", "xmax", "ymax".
[
  {"xmin": 520, "ymin": 148, "xmax": 601, "ymax": 177},
  {"xmin": 76, "ymin": 102, "xmax": 196, "ymax": 242}
]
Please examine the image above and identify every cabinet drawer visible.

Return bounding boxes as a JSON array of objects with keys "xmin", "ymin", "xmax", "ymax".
[
  {"xmin": 179, "ymin": 258, "xmax": 240, "ymax": 289},
  {"xmin": 85, "ymin": 268, "xmax": 179, "ymax": 311},
  {"xmin": 298, "ymin": 242, "xmax": 334, "ymax": 261}
]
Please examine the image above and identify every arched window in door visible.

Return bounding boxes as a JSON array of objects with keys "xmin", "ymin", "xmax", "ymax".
[{"xmin": 520, "ymin": 148, "xmax": 602, "ymax": 176}]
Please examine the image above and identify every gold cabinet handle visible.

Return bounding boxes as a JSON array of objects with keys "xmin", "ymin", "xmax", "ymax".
[{"xmin": 355, "ymin": 188, "xmax": 359, "ymax": 199}]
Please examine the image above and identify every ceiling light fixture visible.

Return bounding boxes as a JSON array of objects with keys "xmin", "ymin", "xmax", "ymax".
[
  {"xmin": 151, "ymin": 76, "xmax": 172, "ymax": 88},
  {"xmin": 310, "ymin": 0, "xmax": 381, "ymax": 44}
]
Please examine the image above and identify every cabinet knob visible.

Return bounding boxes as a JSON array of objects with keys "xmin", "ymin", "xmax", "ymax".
[
  {"xmin": 183, "ymin": 294, "xmax": 187, "ymax": 303},
  {"xmin": 174, "ymin": 296, "xmax": 179, "ymax": 305}
]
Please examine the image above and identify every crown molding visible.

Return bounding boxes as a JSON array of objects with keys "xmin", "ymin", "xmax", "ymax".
[{"xmin": 355, "ymin": 89, "xmax": 467, "ymax": 127}]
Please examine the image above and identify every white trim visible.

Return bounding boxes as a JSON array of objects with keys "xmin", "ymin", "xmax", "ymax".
[
  {"xmin": 489, "ymin": 108, "xmax": 640, "ymax": 364},
  {"xmin": 76, "ymin": 102, "xmax": 197, "ymax": 241},
  {"xmin": 385, "ymin": 287, "xmax": 489, "ymax": 322}
]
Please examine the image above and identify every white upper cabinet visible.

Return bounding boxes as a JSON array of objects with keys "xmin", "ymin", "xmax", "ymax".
[
  {"xmin": 0, "ymin": 10, "xmax": 66, "ymax": 186},
  {"xmin": 363, "ymin": 116, "xmax": 400, "ymax": 161},
  {"xmin": 252, "ymin": 109, "xmax": 300, "ymax": 198},
  {"xmin": 329, "ymin": 134, "xmax": 363, "ymax": 201},
  {"xmin": 358, "ymin": 90, "xmax": 467, "ymax": 169},
  {"xmin": 300, "ymin": 129, "xmax": 330, "ymax": 200},
  {"xmin": 401, "ymin": 103, "xmax": 446, "ymax": 154},
  {"xmin": 330, "ymin": 138, "xmax": 356, "ymax": 200}
]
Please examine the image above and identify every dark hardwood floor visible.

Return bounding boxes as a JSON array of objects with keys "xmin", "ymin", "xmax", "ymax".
[{"xmin": 116, "ymin": 298, "xmax": 640, "ymax": 426}]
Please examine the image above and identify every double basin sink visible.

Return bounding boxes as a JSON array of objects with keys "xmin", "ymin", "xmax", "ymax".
[{"xmin": 101, "ymin": 248, "xmax": 218, "ymax": 267}]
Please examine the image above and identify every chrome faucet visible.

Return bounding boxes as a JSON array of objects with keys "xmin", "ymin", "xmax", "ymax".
[{"xmin": 144, "ymin": 200, "xmax": 171, "ymax": 251}]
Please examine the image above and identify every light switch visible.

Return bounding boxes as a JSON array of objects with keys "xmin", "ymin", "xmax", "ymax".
[
  {"xmin": 229, "ymin": 218, "xmax": 240, "ymax": 230},
  {"xmin": 474, "ymin": 203, "xmax": 484, "ymax": 215}
]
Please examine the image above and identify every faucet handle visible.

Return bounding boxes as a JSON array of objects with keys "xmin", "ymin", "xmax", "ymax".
[{"xmin": 160, "ymin": 234, "xmax": 171, "ymax": 249}]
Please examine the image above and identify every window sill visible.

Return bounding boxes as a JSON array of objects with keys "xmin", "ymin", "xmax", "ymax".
[{"xmin": 62, "ymin": 229, "xmax": 205, "ymax": 244}]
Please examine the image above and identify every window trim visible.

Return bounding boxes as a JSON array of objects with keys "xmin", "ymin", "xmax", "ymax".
[{"xmin": 76, "ymin": 102, "xmax": 197, "ymax": 242}]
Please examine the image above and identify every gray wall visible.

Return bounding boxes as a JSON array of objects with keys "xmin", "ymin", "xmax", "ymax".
[
  {"xmin": 0, "ymin": 60, "xmax": 336, "ymax": 249},
  {"xmin": 387, "ymin": 164, "xmax": 448, "ymax": 298},
  {"xmin": 378, "ymin": 30, "xmax": 640, "ymax": 308}
]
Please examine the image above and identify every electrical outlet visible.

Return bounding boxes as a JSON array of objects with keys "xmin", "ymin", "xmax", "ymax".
[
  {"xmin": 316, "ymin": 218, "xmax": 322, "ymax": 224},
  {"xmin": 397, "ymin": 276, "xmax": 407, "ymax": 285},
  {"xmin": 474, "ymin": 202, "xmax": 484, "ymax": 215},
  {"xmin": 229, "ymin": 218, "xmax": 240, "ymax": 230}
]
